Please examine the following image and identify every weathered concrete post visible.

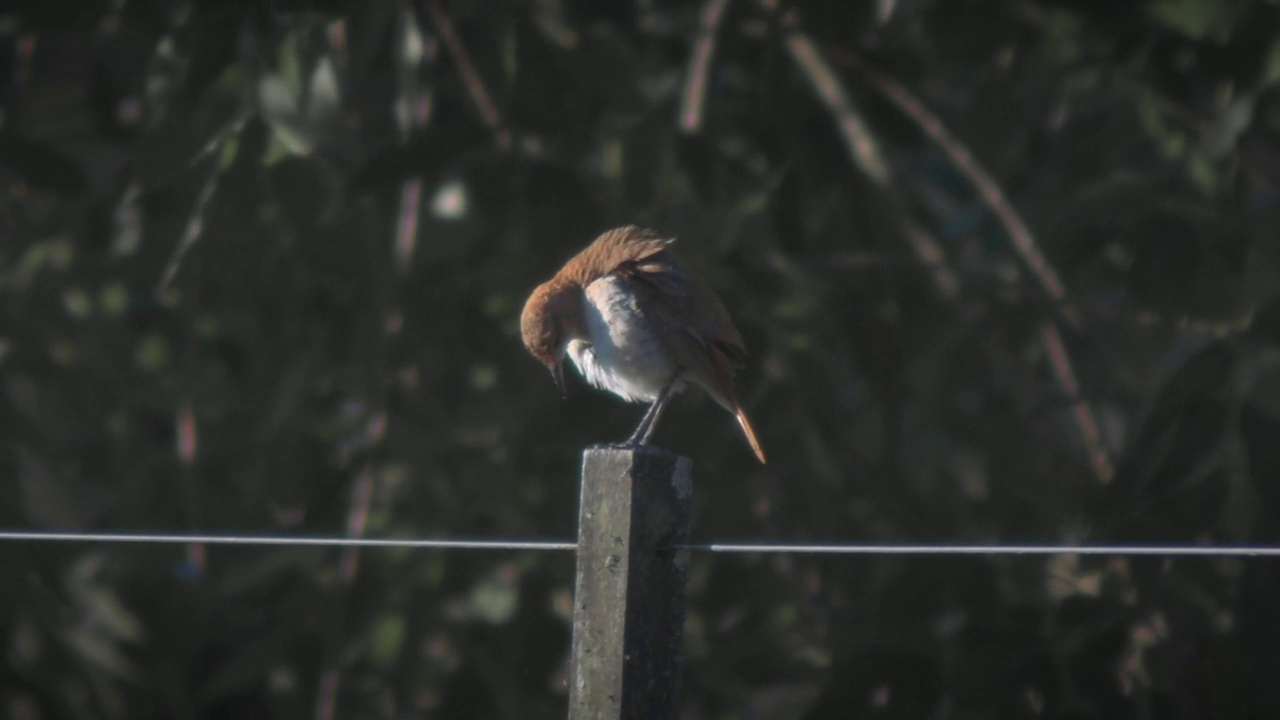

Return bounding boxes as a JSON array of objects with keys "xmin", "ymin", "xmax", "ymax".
[{"xmin": 568, "ymin": 445, "xmax": 693, "ymax": 720}]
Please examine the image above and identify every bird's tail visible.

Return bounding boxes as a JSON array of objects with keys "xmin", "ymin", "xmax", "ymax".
[{"xmin": 734, "ymin": 405, "xmax": 767, "ymax": 464}]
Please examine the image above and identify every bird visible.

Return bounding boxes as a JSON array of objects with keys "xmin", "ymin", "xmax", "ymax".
[{"xmin": 520, "ymin": 226, "xmax": 766, "ymax": 463}]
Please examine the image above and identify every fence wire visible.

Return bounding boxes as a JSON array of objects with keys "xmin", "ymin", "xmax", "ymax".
[
  {"xmin": 3, "ymin": 530, "xmax": 1280, "ymax": 557},
  {"xmin": 0, "ymin": 531, "xmax": 575, "ymax": 551}
]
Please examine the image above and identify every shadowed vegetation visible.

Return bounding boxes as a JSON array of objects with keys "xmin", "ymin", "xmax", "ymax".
[{"xmin": 3, "ymin": 0, "xmax": 1280, "ymax": 717}]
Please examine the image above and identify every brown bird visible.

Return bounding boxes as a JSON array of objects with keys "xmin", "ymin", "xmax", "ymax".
[{"xmin": 520, "ymin": 226, "xmax": 766, "ymax": 463}]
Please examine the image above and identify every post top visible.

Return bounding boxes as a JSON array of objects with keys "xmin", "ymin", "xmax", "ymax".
[{"xmin": 583, "ymin": 443, "xmax": 686, "ymax": 462}]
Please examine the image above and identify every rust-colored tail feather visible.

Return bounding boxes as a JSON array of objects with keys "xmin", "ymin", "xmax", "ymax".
[{"xmin": 734, "ymin": 405, "xmax": 767, "ymax": 464}]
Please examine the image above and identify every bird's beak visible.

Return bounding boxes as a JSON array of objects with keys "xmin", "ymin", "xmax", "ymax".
[{"xmin": 549, "ymin": 359, "xmax": 567, "ymax": 399}]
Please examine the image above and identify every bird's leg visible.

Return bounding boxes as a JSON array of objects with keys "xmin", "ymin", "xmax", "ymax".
[{"xmin": 626, "ymin": 381, "xmax": 675, "ymax": 446}]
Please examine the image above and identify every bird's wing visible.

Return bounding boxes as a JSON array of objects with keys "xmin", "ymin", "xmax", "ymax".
[
  {"xmin": 581, "ymin": 227, "xmax": 766, "ymax": 462},
  {"xmin": 567, "ymin": 226, "xmax": 748, "ymax": 394},
  {"xmin": 564, "ymin": 226, "xmax": 673, "ymax": 286},
  {"xmin": 614, "ymin": 233, "xmax": 748, "ymax": 408}
]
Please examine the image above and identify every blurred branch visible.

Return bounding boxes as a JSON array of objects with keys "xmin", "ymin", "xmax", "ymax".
[
  {"xmin": 316, "ymin": 162, "xmax": 398, "ymax": 716},
  {"xmin": 776, "ymin": 12, "xmax": 890, "ymax": 187},
  {"xmin": 394, "ymin": 180, "xmax": 425, "ymax": 270},
  {"xmin": 314, "ymin": 463, "xmax": 378, "ymax": 720},
  {"xmin": 1038, "ymin": 321, "xmax": 1114, "ymax": 482},
  {"xmin": 856, "ymin": 65, "xmax": 1085, "ymax": 330},
  {"xmin": 772, "ymin": 8, "xmax": 957, "ymax": 299},
  {"xmin": 900, "ymin": 217, "xmax": 961, "ymax": 300},
  {"xmin": 393, "ymin": 13, "xmax": 436, "ymax": 271},
  {"xmin": 176, "ymin": 399, "xmax": 205, "ymax": 576},
  {"xmin": 851, "ymin": 66, "xmax": 1112, "ymax": 481},
  {"xmin": 679, "ymin": 0, "xmax": 733, "ymax": 134},
  {"xmin": 156, "ymin": 113, "xmax": 249, "ymax": 290},
  {"xmin": 157, "ymin": 161, "xmax": 221, "ymax": 290},
  {"xmin": 426, "ymin": 0, "xmax": 513, "ymax": 150},
  {"xmin": 775, "ymin": 14, "xmax": 1113, "ymax": 482}
]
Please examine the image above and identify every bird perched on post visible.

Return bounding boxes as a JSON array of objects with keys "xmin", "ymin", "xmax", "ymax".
[{"xmin": 520, "ymin": 226, "xmax": 766, "ymax": 463}]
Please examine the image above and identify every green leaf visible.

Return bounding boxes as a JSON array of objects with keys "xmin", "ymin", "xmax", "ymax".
[
  {"xmin": 307, "ymin": 56, "xmax": 342, "ymax": 125},
  {"xmin": 1266, "ymin": 39, "xmax": 1280, "ymax": 84},
  {"xmin": 1149, "ymin": 0, "xmax": 1246, "ymax": 43},
  {"xmin": 369, "ymin": 614, "xmax": 407, "ymax": 667},
  {"xmin": 258, "ymin": 75, "xmax": 314, "ymax": 158},
  {"xmin": 134, "ymin": 334, "xmax": 171, "ymax": 371},
  {"xmin": 468, "ymin": 566, "xmax": 520, "ymax": 624}
]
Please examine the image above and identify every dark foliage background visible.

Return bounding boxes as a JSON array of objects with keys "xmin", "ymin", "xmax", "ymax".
[{"xmin": 4, "ymin": 0, "xmax": 1280, "ymax": 717}]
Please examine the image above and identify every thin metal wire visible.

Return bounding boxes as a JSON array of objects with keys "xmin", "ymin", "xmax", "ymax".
[
  {"xmin": 2, "ymin": 531, "xmax": 1280, "ymax": 557},
  {"xmin": 687, "ymin": 543, "xmax": 1280, "ymax": 557},
  {"xmin": 0, "ymin": 531, "xmax": 576, "ymax": 551}
]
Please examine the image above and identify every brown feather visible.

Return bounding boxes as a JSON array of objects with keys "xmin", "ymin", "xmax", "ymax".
[
  {"xmin": 528, "ymin": 226, "xmax": 766, "ymax": 463},
  {"xmin": 560, "ymin": 226, "xmax": 674, "ymax": 287},
  {"xmin": 734, "ymin": 406, "xmax": 767, "ymax": 464},
  {"xmin": 592, "ymin": 228, "xmax": 761, "ymax": 461}
]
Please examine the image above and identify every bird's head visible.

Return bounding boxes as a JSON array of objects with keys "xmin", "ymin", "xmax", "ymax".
[{"xmin": 520, "ymin": 281, "xmax": 581, "ymax": 398}]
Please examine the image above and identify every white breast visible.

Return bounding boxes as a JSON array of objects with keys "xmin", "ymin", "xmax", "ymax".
[{"xmin": 567, "ymin": 275, "xmax": 677, "ymax": 402}]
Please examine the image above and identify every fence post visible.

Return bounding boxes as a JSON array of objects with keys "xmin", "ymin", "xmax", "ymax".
[{"xmin": 568, "ymin": 445, "xmax": 692, "ymax": 720}]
